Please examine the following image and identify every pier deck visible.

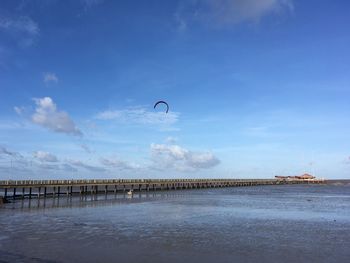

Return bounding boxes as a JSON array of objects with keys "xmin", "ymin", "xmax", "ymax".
[{"xmin": 0, "ymin": 178, "xmax": 324, "ymax": 200}]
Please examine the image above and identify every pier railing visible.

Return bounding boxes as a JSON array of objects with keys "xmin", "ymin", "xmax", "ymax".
[{"xmin": 1, "ymin": 178, "xmax": 283, "ymax": 186}]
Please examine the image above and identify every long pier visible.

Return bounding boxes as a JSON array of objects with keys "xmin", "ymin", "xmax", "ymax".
[{"xmin": 0, "ymin": 178, "xmax": 324, "ymax": 202}]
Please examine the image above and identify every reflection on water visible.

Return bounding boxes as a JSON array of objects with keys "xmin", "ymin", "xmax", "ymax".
[
  {"xmin": 3, "ymin": 192, "xmax": 187, "ymax": 210},
  {"xmin": 1, "ymin": 185, "xmax": 350, "ymax": 263}
]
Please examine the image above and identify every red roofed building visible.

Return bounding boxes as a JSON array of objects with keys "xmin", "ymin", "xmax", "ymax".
[
  {"xmin": 295, "ymin": 173, "xmax": 315, "ymax": 180},
  {"xmin": 275, "ymin": 173, "xmax": 316, "ymax": 180}
]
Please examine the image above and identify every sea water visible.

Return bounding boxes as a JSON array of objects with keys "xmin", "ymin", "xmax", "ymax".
[{"xmin": 0, "ymin": 184, "xmax": 350, "ymax": 263}]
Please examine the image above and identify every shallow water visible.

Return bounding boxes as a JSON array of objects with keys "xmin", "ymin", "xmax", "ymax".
[{"xmin": 1, "ymin": 185, "xmax": 350, "ymax": 263}]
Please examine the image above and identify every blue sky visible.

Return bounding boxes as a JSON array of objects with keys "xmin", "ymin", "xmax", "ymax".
[{"xmin": 0, "ymin": 0, "xmax": 349, "ymax": 179}]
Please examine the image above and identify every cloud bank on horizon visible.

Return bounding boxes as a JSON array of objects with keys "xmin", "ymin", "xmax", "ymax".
[{"xmin": 0, "ymin": 0, "xmax": 349, "ymax": 179}]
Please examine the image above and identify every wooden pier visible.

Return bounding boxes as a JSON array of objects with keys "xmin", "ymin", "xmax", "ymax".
[{"xmin": 0, "ymin": 178, "xmax": 324, "ymax": 201}]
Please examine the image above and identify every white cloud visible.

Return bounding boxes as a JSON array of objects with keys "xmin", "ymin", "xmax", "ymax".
[
  {"xmin": 188, "ymin": 151, "xmax": 221, "ymax": 168},
  {"xmin": 150, "ymin": 143, "xmax": 220, "ymax": 171},
  {"xmin": 31, "ymin": 97, "xmax": 83, "ymax": 136},
  {"xmin": 96, "ymin": 107, "xmax": 179, "ymax": 125},
  {"xmin": 176, "ymin": 0, "xmax": 293, "ymax": 29},
  {"xmin": 100, "ymin": 157, "xmax": 140, "ymax": 170},
  {"xmin": 68, "ymin": 159, "xmax": 106, "ymax": 172},
  {"xmin": 33, "ymin": 151, "xmax": 58, "ymax": 162},
  {"xmin": 0, "ymin": 15, "xmax": 39, "ymax": 46},
  {"xmin": 152, "ymin": 144, "xmax": 188, "ymax": 160},
  {"xmin": 0, "ymin": 15, "xmax": 39, "ymax": 35},
  {"xmin": 343, "ymin": 156, "xmax": 350, "ymax": 165},
  {"xmin": 174, "ymin": 12, "xmax": 188, "ymax": 32},
  {"xmin": 43, "ymin": 72, "xmax": 58, "ymax": 84},
  {"xmin": 14, "ymin": 106, "xmax": 25, "ymax": 115},
  {"xmin": 165, "ymin": 136, "xmax": 178, "ymax": 144}
]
